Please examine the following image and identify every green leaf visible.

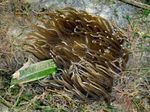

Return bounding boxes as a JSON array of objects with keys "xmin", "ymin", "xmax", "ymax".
[
  {"xmin": 11, "ymin": 59, "xmax": 57, "ymax": 86},
  {"xmin": 126, "ymin": 15, "xmax": 132, "ymax": 24},
  {"xmin": 143, "ymin": 10, "xmax": 150, "ymax": 17},
  {"xmin": 143, "ymin": 35, "xmax": 150, "ymax": 38}
]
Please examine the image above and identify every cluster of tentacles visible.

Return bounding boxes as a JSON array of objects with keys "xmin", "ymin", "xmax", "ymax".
[{"xmin": 24, "ymin": 8, "xmax": 128, "ymax": 102}]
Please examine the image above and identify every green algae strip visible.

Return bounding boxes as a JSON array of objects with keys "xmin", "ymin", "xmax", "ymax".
[{"xmin": 11, "ymin": 59, "xmax": 57, "ymax": 86}]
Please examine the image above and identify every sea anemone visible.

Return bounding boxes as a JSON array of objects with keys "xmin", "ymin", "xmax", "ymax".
[{"xmin": 23, "ymin": 8, "xmax": 128, "ymax": 102}]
